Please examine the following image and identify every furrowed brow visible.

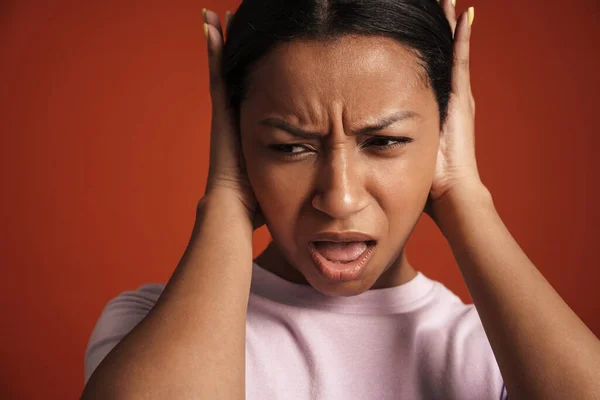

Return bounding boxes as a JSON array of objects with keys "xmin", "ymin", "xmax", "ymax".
[
  {"xmin": 259, "ymin": 110, "xmax": 420, "ymax": 138},
  {"xmin": 259, "ymin": 118, "xmax": 324, "ymax": 139},
  {"xmin": 354, "ymin": 110, "xmax": 420, "ymax": 136}
]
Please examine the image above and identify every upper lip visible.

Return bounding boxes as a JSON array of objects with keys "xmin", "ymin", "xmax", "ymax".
[{"xmin": 310, "ymin": 231, "xmax": 376, "ymax": 243}]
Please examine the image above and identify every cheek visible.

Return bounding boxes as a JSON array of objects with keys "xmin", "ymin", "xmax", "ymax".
[
  {"xmin": 371, "ymin": 142, "xmax": 438, "ymax": 222},
  {"xmin": 243, "ymin": 144, "xmax": 312, "ymax": 236}
]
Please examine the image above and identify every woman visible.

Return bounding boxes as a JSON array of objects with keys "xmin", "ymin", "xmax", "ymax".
[{"xmin": 81, "ymin": 0, "xmax": 600, "ymax": 398}]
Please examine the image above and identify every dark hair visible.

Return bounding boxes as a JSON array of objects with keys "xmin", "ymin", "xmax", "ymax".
[{"xmin": 222, "ymin": 0, "xmax": 453, "ymax": 128}]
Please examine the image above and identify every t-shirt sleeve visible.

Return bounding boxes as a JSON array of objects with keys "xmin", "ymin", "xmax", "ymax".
[
  {"xmin": 84, "ymin": 283, "xmax": 165, "ymax": 385},
  {"xmin": 447, "ymin": 305, "xmax": 509, "ymax": 400}
]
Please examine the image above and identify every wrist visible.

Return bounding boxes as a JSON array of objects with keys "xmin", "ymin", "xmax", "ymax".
[
  {"xmin": 431, "ymin": 183, "xmax": 495, "ymax": 237},
  {"xmin": 196, "ymin": 190, "xmax": 254, "ymax": 232}
]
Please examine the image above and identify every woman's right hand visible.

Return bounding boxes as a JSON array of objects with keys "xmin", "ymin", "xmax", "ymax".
[{"xmin": 201, "ymin": 9, "xmax": 264, "ymax": 230}]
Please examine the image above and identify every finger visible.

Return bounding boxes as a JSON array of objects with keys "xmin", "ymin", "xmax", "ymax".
[
  {"xmin": 203, "ymin": 13, "xmax": 237, "ymax": 156},
  {"xmin": 440, "ymin": 0, "xmax": 458, "ymax": 35},
  {"xmin": 451, "ymin": 8, "xmax": 474, "ymax": 96},
  {"xmin": 203, "ymin": 8, "xmax": 224, "ymax": 39},
  {"xmin": 203, "ymin": 9, "xmax": 228, "ymax": 110},
  {"xmin": 205, "ymin": 23, "xmax": 227, "ymax": 107},
  {"xmin": 225, "ymin": 10, "xmax": 232, "ymax": 35},
  {"xmin": 203, "ymin": 10, "xmax": 240, "ymax": 179}
]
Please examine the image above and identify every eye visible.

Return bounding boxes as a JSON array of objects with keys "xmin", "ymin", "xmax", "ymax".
[
  {"xmin": 268, "ymin": 144, "xmax": 311, "ymax": 157},
  {"xmin": 363, "ymin": 136, "xmax": 413, "ymax": 151}
]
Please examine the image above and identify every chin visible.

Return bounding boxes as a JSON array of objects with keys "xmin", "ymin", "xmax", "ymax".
[{"xmin": 309, "ymin": 274, "xmax": 376, "ymax": 297}]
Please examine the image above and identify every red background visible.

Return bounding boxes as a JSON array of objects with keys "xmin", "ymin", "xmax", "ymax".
[{"xmin": 1, "ymin": 0, "xmax": 598, "ymax": 398}]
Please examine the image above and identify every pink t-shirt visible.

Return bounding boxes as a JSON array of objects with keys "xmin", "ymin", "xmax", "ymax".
[{"xmin": 85, "ymin": 262, "xmax": 509, "ymax": 399}]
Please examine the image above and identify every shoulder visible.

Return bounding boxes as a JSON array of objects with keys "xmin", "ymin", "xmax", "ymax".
[
  {"xmin": 446, "ymin": 304, "xmax": 508, "ymax": 399},
  {"xmin": 84, "ymin": 283, "xmax": 166, "ymax": 385},
  {"xmin": 419, "ymin": 282, "xmax": 508, "ymax": 399}
]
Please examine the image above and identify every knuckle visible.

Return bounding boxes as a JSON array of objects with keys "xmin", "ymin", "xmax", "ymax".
[{"xmin": 453, "ymin": 56, "xmax": 470, "ymax": 69}]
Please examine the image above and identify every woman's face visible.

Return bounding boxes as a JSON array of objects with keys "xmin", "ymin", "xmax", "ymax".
[{"xmin": 240, "ymin": 35, "xmax": 440, "ymax": 296}]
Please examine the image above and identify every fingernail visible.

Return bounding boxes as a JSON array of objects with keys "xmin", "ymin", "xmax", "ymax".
[
  {"xmin": 468, "ymin": 7, "xmax": 475, "ymax": 26},
  {"xmin": 204, "ymin": 22, "xmax": 209, "ymax": 40},
  {"xmin": 452, "ymin": 0, "xmax": 456, "ymax": 6},
  {"xmin": 202, "ymin": 8, "xmax": 207, "ymax": 22}
]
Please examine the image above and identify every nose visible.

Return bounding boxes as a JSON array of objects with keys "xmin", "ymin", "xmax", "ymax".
[{"xmin": 311, "ymin": 145, "xmax": 370, "ymax": 219}]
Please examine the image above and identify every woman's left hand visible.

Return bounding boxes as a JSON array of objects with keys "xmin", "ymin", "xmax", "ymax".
[{"xmin": 424, "ymin": 2, "xmax": 489, "ymax": 222}]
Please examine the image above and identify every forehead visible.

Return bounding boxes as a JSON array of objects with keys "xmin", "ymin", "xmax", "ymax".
[{"xmin": 244, "ymin": 35, "xmax": 434, "ymax": 121}]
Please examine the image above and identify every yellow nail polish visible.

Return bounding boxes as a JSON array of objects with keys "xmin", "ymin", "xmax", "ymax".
[
  {"xmin": 468, "ymin": 7, "xmax": 475, "ymax": 26},
  {"xmin": 204, "ymin": 22, "xmax": 209, "ymax": 40},
  {"xmin": 452, "ymin": 0, "xmax": 456, "ymax": 6},
  {"xmin": 202, "ymin": 8, "xmax": 207, "ymax": 22}
]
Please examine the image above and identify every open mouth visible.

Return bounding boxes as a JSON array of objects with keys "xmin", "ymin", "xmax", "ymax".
[
  {"xmin": 311, "ymin": 240, "xmax": 377, "ymax": 263},
  {"xmin": 308, "ymin": 240, "xmax": 377, "ymax": 281}
]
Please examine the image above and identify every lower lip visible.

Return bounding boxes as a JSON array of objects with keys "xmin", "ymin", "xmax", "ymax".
[{"xmin": 308, "ymin": 241, "xmax": 376, "ymax": 282}]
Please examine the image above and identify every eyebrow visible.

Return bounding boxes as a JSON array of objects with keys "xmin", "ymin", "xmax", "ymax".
[{"xmin": 258, "ymin": 110, "xmax": 420, "ymax": 139}]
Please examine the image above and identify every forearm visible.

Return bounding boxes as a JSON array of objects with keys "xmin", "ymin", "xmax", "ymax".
[
  {"xmin": 82, "ymin": 191, "xmax": 253, "ymax": 400},
  {"xmin": 434, "ymin": 186, "xmax": 600, "ymax": 400}
]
